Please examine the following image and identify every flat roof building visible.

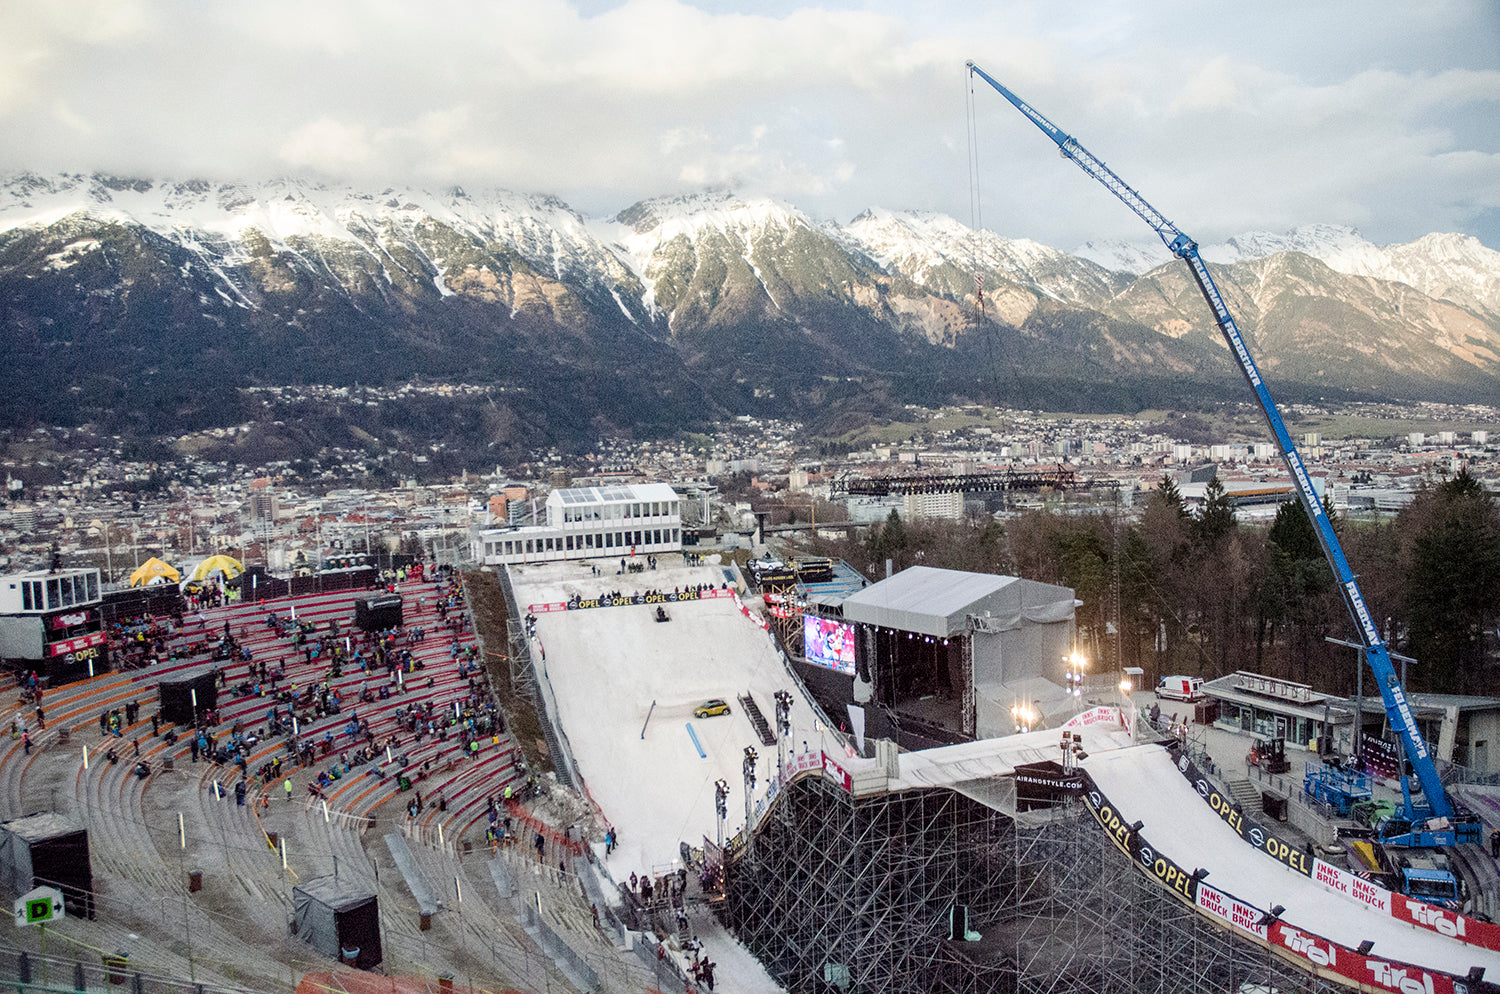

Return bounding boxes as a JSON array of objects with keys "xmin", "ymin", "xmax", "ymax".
[
  {"xmin": 475, "ymin": 483, "xmax": 682, "ymax": 566},
  {"xmin": 0, "ymin": 568, "xmax": 107, "ymax": 685}
]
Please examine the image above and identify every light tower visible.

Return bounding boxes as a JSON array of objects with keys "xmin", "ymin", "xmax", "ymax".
[
  {"xmin": 714, "ymin": 778, "xmax": 729, "ymax": 849},
  {"xmin": 1065, "ymin": 650, "xmax": 1087, "ymax": 699},
  {"xmin": 773, "ymin": 690, "xmax": 793, "ymax": 780},
  {"xmin": 742, "ymin": 746, "xmax": 758, "ymax": 839}
]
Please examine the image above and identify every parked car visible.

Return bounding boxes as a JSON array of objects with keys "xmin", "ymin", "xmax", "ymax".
[{"xmin": 694, "ymin": 699, "xmax": 731, "ymax": 718}]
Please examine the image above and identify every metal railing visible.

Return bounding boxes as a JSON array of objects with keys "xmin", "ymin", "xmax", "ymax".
[{"xmin": 0, "ymin": 944, "xmax": 267, "ymax": 994}]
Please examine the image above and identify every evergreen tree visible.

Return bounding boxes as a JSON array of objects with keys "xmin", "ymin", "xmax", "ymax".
[
  {"xmin": 1153, "ymin": 474, "xmax": 1190, "ymax": 522},
  {"xmin": 1195, "ymin": 476, "xmax": 1236, "ymax": 548},
  {"xmin": 1399, "ymin": 468, "xmax": 1500, "ymax": 693},
  {"xmin": 1258, "ymin": 501, "xmax": 1333, "ymax": 683}
]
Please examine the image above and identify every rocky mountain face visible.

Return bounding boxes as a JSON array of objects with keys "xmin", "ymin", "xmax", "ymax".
[{"xmin": 2, "ymin": 174, "xmax": 1497, "ymax": 457}]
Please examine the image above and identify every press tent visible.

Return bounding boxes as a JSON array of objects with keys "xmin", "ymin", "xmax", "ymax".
[
  {"xmin": 0, "ymin": 813, "xmax": 94, "ymax": 918},
  {"xmin": 128, "ymin": 557, "xmax": 180, "ymax": 587},
  {"xmin": 293, "ymin": 876, "xmax": 382, "ymax": 970}
]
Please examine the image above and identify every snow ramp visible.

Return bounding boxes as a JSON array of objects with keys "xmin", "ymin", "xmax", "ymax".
[{"xmin": 1080, "ymin": 744, "xmax": 1500, "ymax": 993}]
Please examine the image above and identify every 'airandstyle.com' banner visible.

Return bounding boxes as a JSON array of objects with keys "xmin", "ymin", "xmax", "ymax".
[{"xmin": 529, "ymin": 587, "xmax": 734, "ymax": 614}]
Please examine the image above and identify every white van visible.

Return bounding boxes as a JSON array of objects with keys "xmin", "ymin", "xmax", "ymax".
[{"xmin": 1156, "ymin": 675, "xmax": 1204, "ymax": 702}]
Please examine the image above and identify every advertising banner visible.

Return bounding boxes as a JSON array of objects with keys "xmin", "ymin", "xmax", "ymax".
[
  {"xmin": 48, "ymin": 610, "xmax": 92, "ymax": 631},
  {"xmin": 1014, "ymin": 760, "xmax": 1085, "ymax": 812},
  {"xmin": 1082, "ymin": 764, "xmax": 1468, "ymax": 994},
  {"xmin": 1079, "ymin": 776, "xmax": 1202, "ymax": 905},
  {"xmin": 782, "ymin": 751, "xmax": 853, "ymax": 792},
  {"xmin": 731, "ymin": 591, "xmax": 770, "ymax": 630},
  {"xmin": 1389, "ymin": 893, "xmax": 1500, "ymax": 951},
  {"xmin": 784, "ymin": 752, "xmax": 822, "ymax": 779},
  {"xmin": 1268, "ymin": 921, "xmax": 1458, "ymax": 994},
  {"xmin": 1174, "ymin": 752, "xmax": 1313, "ymax": 876},
  {"xmin": 48, "ymin": 631, "xmax": 104, "ymax": 657},
  {"xmin": 528, "ymin": 587, "xmax": 734, "ymax": 615},
  {"xmin": 1195, "ymin": 883, "xmax": 1267, "ymax": 940},
  {"xmin": 1064, "ymin": 706, "xmax": 1123, "ymax": 729},
  {"xmin": 1172, "ymin": 747, "xmax": 1500, "ymax": 955},
  {"xmin": 1311, "ymin": 858, "xmax": 1391, "ymax": 914},
  {"xmin": 822, "ymin": 753, "xmax": 853, "ymax": 792}
]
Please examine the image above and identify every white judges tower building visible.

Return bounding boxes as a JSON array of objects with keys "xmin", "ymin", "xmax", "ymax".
[{"xmin": 475, "ymin": 483, "xmax": 683, "ymax": 566}]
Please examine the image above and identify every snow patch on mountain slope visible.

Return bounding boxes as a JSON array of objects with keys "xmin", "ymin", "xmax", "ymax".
[
  {"xmin": 1079, "ymin": 222, "xmax": 1500, "ymax": 316},
  {"xmin": 843, "ymin": 207, "xmax": 1124, "ymax": 303},
  {"xmin": 1203, "ymin": 224, "xmax": 1500, "ymax": 316},
  {"xmin": 1073, "ymin": 238, "xmax": 1173, "ymax": 275}
]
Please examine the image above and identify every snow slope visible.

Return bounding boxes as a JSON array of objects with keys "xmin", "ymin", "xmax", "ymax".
[
  {"xmin": 1084, "ymin": 744, "xmax": 1500, "ymax": 978},
  {"xmin": 509, "ymin": 558, "xmax": 829, "ymax": 874}
]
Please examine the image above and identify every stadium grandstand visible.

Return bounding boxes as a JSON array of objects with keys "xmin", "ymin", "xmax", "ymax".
[{"xmin": 5, "ymin": 547, "xmax": 1500, "ymax": 994}]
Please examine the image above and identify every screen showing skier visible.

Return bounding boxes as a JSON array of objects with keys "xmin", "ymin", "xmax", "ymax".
[{"xmin": 803, "ymin": 616, "xmax": 856, "ymax": 674}]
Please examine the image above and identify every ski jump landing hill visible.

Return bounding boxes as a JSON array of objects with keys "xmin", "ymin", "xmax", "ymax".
[
  {"xmin": 510, "ymin": 557, "xmax": 828, "ymax": 875},
  {"xmin": 1080, "ymin": 743, "xmax": 1500, "ymax": 994}
]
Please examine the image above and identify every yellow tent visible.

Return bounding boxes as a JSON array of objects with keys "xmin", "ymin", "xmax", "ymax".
[
  {"xmin": 129, "ymin": 557, "xmax": 180, "ymax": 587},
  {"xmin": 187, "ymin": 555, "xmax": 245, "ymax": 584}
]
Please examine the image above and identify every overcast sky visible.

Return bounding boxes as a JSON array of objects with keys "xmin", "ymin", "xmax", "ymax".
[{"xmin": 2, "ymin": 0, "xmax": 1497, "ymax": 250}]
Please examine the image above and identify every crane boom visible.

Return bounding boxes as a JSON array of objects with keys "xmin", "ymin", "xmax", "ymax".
[{"xmin": 967, "ymin": 61, "xmax": 1468, "ymax": 836}]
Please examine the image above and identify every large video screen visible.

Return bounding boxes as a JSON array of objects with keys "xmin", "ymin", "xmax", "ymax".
[{"xmin": 804, "ymin": 616, "xmax": 857, "ymax": 675}]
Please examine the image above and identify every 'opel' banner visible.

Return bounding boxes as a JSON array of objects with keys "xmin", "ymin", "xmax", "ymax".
[{"xmin": 1174, "ymin": 751, "xmax": 1313, "ymax": 876}]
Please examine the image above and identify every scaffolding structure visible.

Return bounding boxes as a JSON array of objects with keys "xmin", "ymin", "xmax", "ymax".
[
  {"xmin": 723, "ymin": 769, "xmax": 1372, "ymax": 994},
  {"xmin": 724, "ymin": 772, "xmax": 1012, "ymax": 994}
]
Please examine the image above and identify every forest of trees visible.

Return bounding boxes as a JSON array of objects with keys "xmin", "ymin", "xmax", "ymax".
[{"xmin": 804, "ymin": 470, "xmax": 1500, "ymax": 698}]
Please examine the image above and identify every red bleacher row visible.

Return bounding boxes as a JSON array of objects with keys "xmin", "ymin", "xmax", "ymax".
[{"xmin": 1, "ymin": 574, "xmax": 581, "ymax": 852}]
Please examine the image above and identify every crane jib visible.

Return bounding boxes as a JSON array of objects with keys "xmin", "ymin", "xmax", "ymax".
[{"xmin": 968, "ymin": 60, "xmax": 1460, "ymax": 828}]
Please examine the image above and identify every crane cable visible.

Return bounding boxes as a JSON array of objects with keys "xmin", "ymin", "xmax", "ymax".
[
  {"xmin": 965, "ymin": 69, "xmax": 1036, "ymax": 412},
  {"xmin": 965, "ymin": 70, "xmax": 1002, "ymax": 406}
]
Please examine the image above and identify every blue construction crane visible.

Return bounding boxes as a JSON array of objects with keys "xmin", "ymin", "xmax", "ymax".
[{"xmin": 966, "ymin": 61, "xmax": 1478, "ymax": 847}]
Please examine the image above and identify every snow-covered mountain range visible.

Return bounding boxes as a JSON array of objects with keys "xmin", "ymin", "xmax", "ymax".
[
  {"xmin": 1076, "ymin": 222, "xmax": 1500, "ymax": 320},
  {"xmin": 2, "ymin": 173, "xmax": 1497, "ymax": 449}
]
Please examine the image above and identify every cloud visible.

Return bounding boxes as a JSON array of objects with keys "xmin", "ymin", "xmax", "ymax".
[
  {"xmin": 0, "ymin": 0, "xmax": 1495, "ymax": 250},
  {"xmin": 278, "ymin": 118, "xmax": 375, "ymax": 174}
]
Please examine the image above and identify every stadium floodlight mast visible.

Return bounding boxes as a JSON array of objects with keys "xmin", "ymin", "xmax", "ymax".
[
  {"xmin": 1120, "ymin": 666, "xmax": 1143, "ymax": 742},
  {"xmin": 714, "ymin": 778, "xmax": 730, "ymax": 849}
]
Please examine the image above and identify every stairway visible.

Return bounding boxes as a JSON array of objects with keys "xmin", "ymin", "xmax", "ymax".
[
  {"xmin": 1449, "ymin": 843, "xmax": 1499, "ymax": 920},
  {"xmin": 739, "ymin": 694, "xmax": 777, "ymax": 746},
  {"xmin": 1225, "ymin": 777, "xmax": 1261, "ymax": 813}
]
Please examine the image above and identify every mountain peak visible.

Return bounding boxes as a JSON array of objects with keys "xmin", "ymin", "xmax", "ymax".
[{"xmin": 613, "ymin": 189, "xmax": 806, "ymax": 236}]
